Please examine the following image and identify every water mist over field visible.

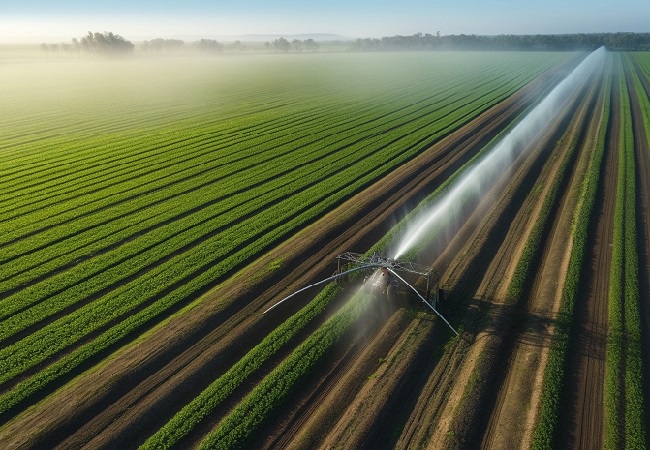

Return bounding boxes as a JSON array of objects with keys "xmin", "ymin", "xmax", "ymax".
[{"xmin": 392, "ymin": 47, "xmax": 606, "ymax": 259}]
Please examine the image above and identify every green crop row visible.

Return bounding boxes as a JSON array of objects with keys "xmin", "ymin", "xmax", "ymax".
[
  {"xmin": 532, "ymin": 55, "xmax": 612, "ymax": 450},
  {"xmin": 603, "ymin": 56, "xmax": 627, "ymax": 450},
  {"xmin": 195, "ymin": 290, "xmax": 375, "ymax": 450},
  {"xmin": 621, "ymin": 54, "xmax": 647, "ymax": 450},
  {"xmin": 603, "ymin": 54, "xmax": 647, "ymax": 450}
]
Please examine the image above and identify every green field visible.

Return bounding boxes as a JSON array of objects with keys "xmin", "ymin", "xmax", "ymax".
[{"xmin": 0, "ymin": 51, "xmax": 571, "ymax": 425}]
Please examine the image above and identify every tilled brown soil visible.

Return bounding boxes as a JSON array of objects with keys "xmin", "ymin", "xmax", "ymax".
[{"xmin": 0, "ymin": 56, "xmax": 593, "ymax": 450}]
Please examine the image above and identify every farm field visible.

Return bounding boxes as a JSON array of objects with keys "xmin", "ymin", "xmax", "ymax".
[{"xmin": 0, "ymin": 49, "xmax": 648, "ymax": 449}]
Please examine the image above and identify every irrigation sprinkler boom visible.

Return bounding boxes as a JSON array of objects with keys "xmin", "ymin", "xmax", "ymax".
[{"xmin": 263, "ymin": 252, "xmax": 458, "ymax": 336}]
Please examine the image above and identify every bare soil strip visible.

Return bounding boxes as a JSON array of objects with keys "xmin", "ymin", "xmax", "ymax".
[
  {"xmin": 317, "ymin": 314, "xmax": 438, "ymax": 450},
  {"xmin": 0, "ymin": 59, "xmax": 578, "ymax": 450}
]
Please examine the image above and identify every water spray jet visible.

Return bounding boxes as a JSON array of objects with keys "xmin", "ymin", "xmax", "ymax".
[{"xmin": 392, "ymin": 47, "xmax": 606, "ymax": 259}]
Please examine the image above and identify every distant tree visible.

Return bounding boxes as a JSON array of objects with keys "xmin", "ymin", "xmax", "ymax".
[
  {"xmin": 71, "ymin": 37, "xmax": 81, "ymax": 54},
  {"xmin": 195, "ymin": 39, "xmax": 224, "ymax": 53},
  {"xmin": 273, "ymin": 37, "xmax": 291, "ymax": 53},
  {"xmin": 49, "ymin": 43, "xmax": 59, "ymax": 54},
  {"xmin": 229, "ymin": 40, "xmax": 243, "ymax": 52},
  {"xmin": 264, "ymin": 41, "xmax": 271, "ymax": 52},
  {"xmin": 291, "ymin": 39, "xmax": 303, "ymax": 52},
  {"xmin": 40, "ymin": 42, "xmax": 49, "ymax": 55},
  {"xmin": 78, "ymin": 31, "xmax": 134, "ymax": 55},
  {"xmin": 304, "ymin": 38, "xmax": 320, "ymax": 52},
  {"xmin": 143, "ymin": 38, "xmax": 185, "ymax": 53}
]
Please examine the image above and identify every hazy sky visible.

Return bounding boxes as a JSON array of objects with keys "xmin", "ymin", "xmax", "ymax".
[{"xmin": 1, "ymin": 0, "xmax": 648, "ymax": 43}]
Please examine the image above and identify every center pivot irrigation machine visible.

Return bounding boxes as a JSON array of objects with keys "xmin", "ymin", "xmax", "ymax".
[{"xmin": 264, "ymin": 252, "xmax": 459, "ymax": 335}]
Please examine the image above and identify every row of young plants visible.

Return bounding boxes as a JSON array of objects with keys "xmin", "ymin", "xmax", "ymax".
[
  {"xmin": 619, "ymin": 54, "xmax": 647, "ymax": 450},
  {"xmin": 531, "ymin": 56, "xmax": 611, "ymax": 449},
  {"xmin": 603, "ymin": 55, "xmax": 642, "ymax": 450}
]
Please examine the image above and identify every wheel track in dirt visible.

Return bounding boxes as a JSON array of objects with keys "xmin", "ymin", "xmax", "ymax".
[{"xmin": 0, "ymin": 58, "xmax": 580, "ymax": 450}]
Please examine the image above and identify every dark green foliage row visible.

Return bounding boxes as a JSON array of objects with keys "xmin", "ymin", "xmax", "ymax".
[
  {"xmin": 620, "ymin": 53, "xmax": 648, "ymax": 450},
  {"xmin": 604, "ymin": 54, "xmax": 648, "ymax": 450}
]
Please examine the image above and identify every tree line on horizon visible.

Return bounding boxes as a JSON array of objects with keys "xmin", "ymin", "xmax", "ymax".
[
  {"xmin": 351, "ymin": 32, "xmax": 650, "ymax": 51},
  {"xmin": 40, "ymin": 31, "xmax": 650, "ymax": 57}
]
